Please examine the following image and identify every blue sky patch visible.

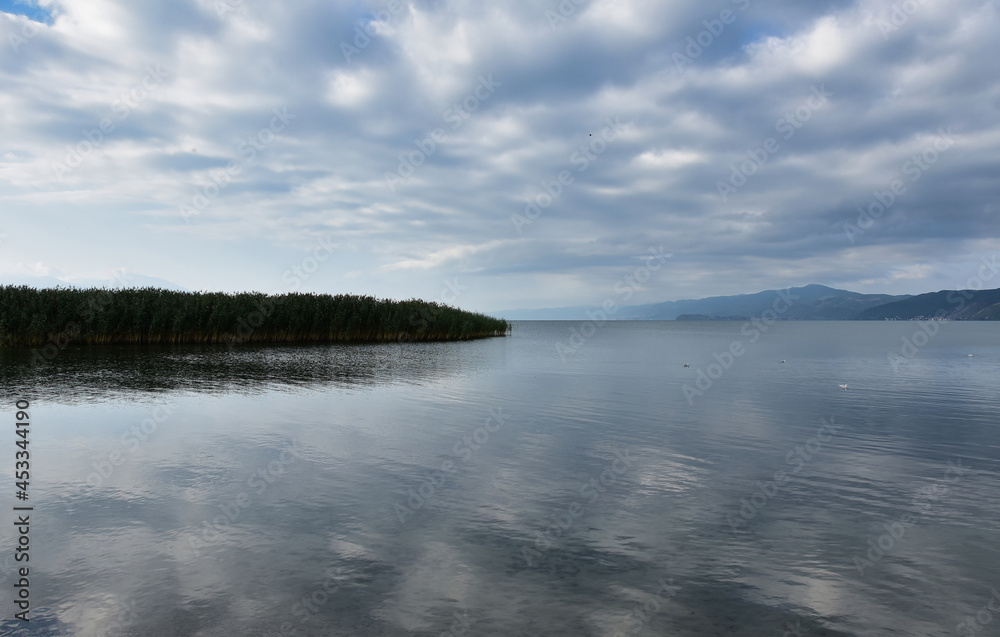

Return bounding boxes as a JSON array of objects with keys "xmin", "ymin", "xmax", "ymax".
[{"xmin": 0, "ymin": 0, "xmax": 55, "ymax": 24}]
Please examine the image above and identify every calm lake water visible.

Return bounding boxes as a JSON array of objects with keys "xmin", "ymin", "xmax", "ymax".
[{"xmin": 1, "ymin": 321, "xmax": 998, "ymax": 636}]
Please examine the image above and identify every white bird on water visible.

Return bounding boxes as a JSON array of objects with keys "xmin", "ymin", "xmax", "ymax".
[{"xmin": 838, "ymin": 384, "xmax": 848, "ymax": 390}]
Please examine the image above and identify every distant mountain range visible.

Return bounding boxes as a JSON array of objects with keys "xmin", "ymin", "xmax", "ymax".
[
  {"xmin": 500, "ymin": 284, "xmax": 1000, "ymax": 321},
  {"xmin": 856, "ymin": 288, "xmax": 1000, "ymax": 321}
]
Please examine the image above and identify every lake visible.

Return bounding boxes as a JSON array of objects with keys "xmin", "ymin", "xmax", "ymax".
[{"xmin": 1, "ymin": 320, "xmax": 998, "ymax": 636}]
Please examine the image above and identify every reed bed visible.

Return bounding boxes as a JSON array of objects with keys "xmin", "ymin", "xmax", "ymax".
[{"xmin": 0, "ymin": 286, "xmax": 510, "ymax": 347}]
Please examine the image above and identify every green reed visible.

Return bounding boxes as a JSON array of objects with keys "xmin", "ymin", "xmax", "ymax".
[{"xmin": 0, "ymin": 286, "xmax": 510, "ymax": 347}]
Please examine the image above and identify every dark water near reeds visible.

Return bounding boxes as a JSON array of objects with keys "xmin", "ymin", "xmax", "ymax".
[{"xmin": 1, "ymin": 321, "xmax": 999, "ymax": 636}]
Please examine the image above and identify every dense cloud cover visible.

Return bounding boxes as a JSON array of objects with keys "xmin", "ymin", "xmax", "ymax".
[{"xmin": 1, "ymin": 0, "xmax": 997, "ymax": 311}]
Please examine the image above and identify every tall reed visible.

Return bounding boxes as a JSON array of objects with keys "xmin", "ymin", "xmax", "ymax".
[{"xmin": 0, "ymin": 286, "xmax": 510, "ymax": 347}]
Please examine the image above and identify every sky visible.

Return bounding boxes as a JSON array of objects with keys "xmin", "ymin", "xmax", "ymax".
[{"xmin": 0, "ymin": 0, "xmax": 998, "ymax": 313}]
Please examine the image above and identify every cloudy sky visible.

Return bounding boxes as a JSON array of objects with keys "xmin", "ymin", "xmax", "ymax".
[{"xmin": 0, "ymin": 0, "xmax": 997, "ymax": 313}]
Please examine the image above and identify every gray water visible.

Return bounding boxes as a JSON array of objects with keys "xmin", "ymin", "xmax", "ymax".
[{"xmin": 1, "ymin": 321, "xmax": 998, "ymax": 636}]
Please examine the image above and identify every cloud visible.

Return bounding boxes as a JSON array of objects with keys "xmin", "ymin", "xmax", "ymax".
[
  {"xmin": 1, "ymin": 0, "xmax": 998, "ymax": 311},
  {"xmin": 0, "ymin": 0, "xmax": 56, "ymax": 24}
]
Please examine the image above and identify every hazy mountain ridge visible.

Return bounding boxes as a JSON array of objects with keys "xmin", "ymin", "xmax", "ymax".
[
  {"xmin": 501, "ymin": 284, "xmax": 1000, "ymax": 321},
  {"xmin": 856, "ymin": 288, "xmax": 1000, "ymax": 320},
  {"xmin": 613, "ymin": 284, "xmax": 909, "ymax": 320}
]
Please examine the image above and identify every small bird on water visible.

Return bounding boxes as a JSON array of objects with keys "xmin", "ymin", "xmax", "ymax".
[
  {"xmin": 779, "ymin": 360, "xmax": 786, "ymax": 363},
  {"xmin": 683, "ymin": 363, "xmax": 690, "ymax": 367},
  {"xmin": 838, "ymin": 384, "xmax": 848, "ymax": 390}
]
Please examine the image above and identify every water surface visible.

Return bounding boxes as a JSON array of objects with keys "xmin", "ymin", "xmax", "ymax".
[{"xmin": 1, "ymin": 321, "xmax": 998, "ymax": 636}]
